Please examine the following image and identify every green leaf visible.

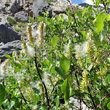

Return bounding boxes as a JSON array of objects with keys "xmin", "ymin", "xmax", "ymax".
[
  {"xmin": 13, "ymin": 62, "xmax": 21, "ymax": 68},
  {"xmin": 62, "ymin": 79, "xmax": 70, "ymax": 101},
  {"xmin": 0, "ymin": 84, "xmax": 6, "ymax": 106},
  {"xmin": 55, "ymin": 67, "xmax": 66, "ymax": 79},
  {"xmin": 106, "ymin": 74, "xmax": 110, "ymax": 84},
  {"xmin": 60, "ymin": 56, "xmax": 70, "ymax": 73},
  {"xmin": 56, "ymin": 96, "xmax": 59, "ymax": 110},
  {"xmin": 106, "ymin": 14, "xmax": 110, "ymax": 21},
  {"xmin": 5, "ymin": 54, "xmax": 12, "ymax": 59},
  {"xmin": 82, "ymin": 8, "xmax": 87, "ymax": 16},
  {"xmin": 107, "ymin": 102, "xmax": 110, "ymax": 109},
  {"xmin": 95, "ymin": 0, "xmax": 100, "ymax": 7},
  {"xmin": 94, "ymin": 13, "xmax": 106, "ymax": 33},
  {"xmin": 50, "ymin": 36, "xmax": 59, "ymax": 47}
]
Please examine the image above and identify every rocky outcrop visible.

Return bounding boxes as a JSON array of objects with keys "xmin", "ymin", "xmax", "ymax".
[
  {"xmin": 8, "ymin": 0, "xmax": 23, "ymax": 14},
  {"xmin": 0, "ymin": 22, "xmax": 21, "ymax": 43},
  {"xmin": 0, "ymin": 40, "xmax": 21, "ymax": 61},
  {"xmin": 32, "ymin": 0, "xmax": 52, "ymax": 18},
  {"xmin": 14, "ymin": 11, "xmax": 28, "ymax": 22}
]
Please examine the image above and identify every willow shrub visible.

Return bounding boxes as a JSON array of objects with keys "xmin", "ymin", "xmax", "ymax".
[{"xmin": 1, "ymin": 0, "xmax": 110, "ymax": 110}]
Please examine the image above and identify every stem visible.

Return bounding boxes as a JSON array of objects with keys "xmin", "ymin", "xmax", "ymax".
[
  {"xmin": 50, "ymin": 81, "xmax": 58, "ymax": 97},
  {"xmin": 87, "ymin": 80, "xmax": 97, "ymax": 109},
  {"xmin": 34, "ymin": 53, "xmax": 50, "ymax": 110},
  {"xmin": 2, "ymin": 82, "xmax": 16, "ymax": 110},
  {"xmin": 101, "ymin": 1, "xmax": 108, "ymax": 13},
  {"xmin": 18, "ymin": 87, "xmax": 31, "ymax": 110},
  {"xmin": 97, "ymin": 92, "xmax": 110, "ymax": 108},
  {"xmin": 6, "ymin": 94, "xmax": 16, "ymax": 110},
  {"xmin": 68, "ymin": 0, "xmax": 78, "ymax": 27},
  {"xmin": 67, "ymin": 1, "xmax": 83, "ymax": 39}
]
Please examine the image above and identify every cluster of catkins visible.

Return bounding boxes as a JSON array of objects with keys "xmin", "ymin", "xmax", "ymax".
[
  {"xmin": 22, "ymin": 21, "xmax": 45, "ymax": 57},
  {"xmin": 0, "ymin": 22, "xmax": 46, "ymax": 102},
  {"xmin": 74, "ymin": 33, "xmax": 108, "ymax": 92}
]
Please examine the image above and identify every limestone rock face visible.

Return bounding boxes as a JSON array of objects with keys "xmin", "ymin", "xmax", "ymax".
[
  {"xmin": 0, "ymin": 22, "xmax": 21, "ymax": 43},
  {"xmin": 14, "ymin": 11, "xmax": 28, "ymax": 22}
]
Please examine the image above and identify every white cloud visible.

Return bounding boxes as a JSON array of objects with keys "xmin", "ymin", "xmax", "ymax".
[
  {"xmin": 82, "ymin": 0, "xmax": 93, "ymax": 5},
  {"xmin": 82, "ymin": 0, "xmax": 105, "ymax": 7}
]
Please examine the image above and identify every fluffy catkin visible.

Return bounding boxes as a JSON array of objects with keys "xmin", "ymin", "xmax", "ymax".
[
  {"xmin": 0, "ymin": 59, "xmax": 9, "ymax": 76},
  {"xmin": 37, "ymin": 22, "xmax": 44, "ymax": 48},
  {"xmin": 27, "ymin": 24, "xmax": 34, "ymax": 44}
]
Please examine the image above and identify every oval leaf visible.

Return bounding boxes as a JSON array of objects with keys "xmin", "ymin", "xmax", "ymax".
[
  {"xmin": 60, "ymin": 56, "xmax": 70, "ymax": 73},
  {"xmin": 62, "ymin": 79, "xmax": 70, "ymax": 101},
  {"xmin": 55, "ymin": 67, "xmax": 66, "ymax": 79}
]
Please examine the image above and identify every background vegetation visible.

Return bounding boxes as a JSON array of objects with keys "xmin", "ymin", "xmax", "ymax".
[{"xmin": 0, "ymin": 0, "xmax": 110, "ymax": 109}]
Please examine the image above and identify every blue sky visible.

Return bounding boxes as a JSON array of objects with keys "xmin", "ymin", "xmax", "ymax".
[
  {"xmin": 71, "ymin": 0, "xmax": 93, "ymax": 4},
  {"xmin": 71, "ymin": 0, "xmax": 82, "ymax": 4}
]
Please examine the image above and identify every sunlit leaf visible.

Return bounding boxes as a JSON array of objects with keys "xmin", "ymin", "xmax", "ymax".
[
  {"xmin": 56, "ymin": 96, "xmax": 59, "ymax": 110},
  {"xmin": 94, "ymin": 13, "xmax": 106, "ymax": 33},
  {"xmin": 60, "ymin": 56, "xmax": 70, "ymax": 73},
  {"xmin": 62, "ymin": 79, "xmax": 70, "ymax": 101},
  {"xmin": 107, "ymin": 102, "xmax": 110, "ymax": 110}
]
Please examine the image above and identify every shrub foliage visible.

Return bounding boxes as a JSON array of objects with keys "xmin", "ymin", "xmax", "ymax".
[{"xmin": 0, "ymin": 0, "xmax": 110, "ymax": 109}]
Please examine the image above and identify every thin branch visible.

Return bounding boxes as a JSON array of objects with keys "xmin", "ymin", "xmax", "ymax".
[
  {"xmin": 6, "ymin": 94, "xmax": 16, "ymax": 110},
  {"xmin": 34, "ymin": 52, "xmax": 50, "ymax": 110},
  {"xmin": 18, "ymin": 87, "xmax": 31, "ymax": 110},
  {"xmin": 87, "ymin": 80, "xmax": 97, "ymax": 109},
  {"xmin": 68, "ymin": 0, "xmax": 78, "ymax": 27},
  {"xmin": 101, "ymin": 0, "xmax": 108, "ymax": 13},
  {"xmin": 50, "ymin": 81, "xmax": 58, "ymax": 97},
  {"xmin": 67, "ymin": 0, "xmax": 83, "ymax": 40},
  {"xmin": 93, "ymin": 89, "xmax": 101, "ymax": 98},
  {"xmin": 97, "ymin": 93, "xmax": 110, "ymax": 108}
]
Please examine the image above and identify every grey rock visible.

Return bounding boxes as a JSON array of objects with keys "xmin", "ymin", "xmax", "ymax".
[
  {"xmin": 0, "ymin": 40, "xmax": 21, "ymax": 61},
  {"xmin": 50, "ymin": 1, "xmax": 82, "ymax": 16},
  {"xmin": 23, "ymin": 1, "xmax": 33, "ymax": 17},
  {"xmin": 32, "ymin": 0, "xmax": 52, "ymax": 18},
  {"xmin": 14, "ymin": 11, "xmax": 28, "ymax": 22},
  {"xmin": 0, "ymin": 22, "xmax": 21, "ymax": 43},
  {"xmin": 69, "ymin": 97, "xmax": 92, "ymax": 110},
  {"xmin": 8, "ymin": 0, "xmax": 23, "ymax": 14},
  {"xmin": 51, "ymin": 1, "xmax": 69, "ymax": 15}
]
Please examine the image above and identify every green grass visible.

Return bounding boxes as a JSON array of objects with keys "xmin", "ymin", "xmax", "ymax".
[
  {"xmin": 7, "ymin": 17, "xmax": 17, "ymax": 26},
  {"xmin": 17, "ymin": 22, "xmax": 27, "ymax": 27}
]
